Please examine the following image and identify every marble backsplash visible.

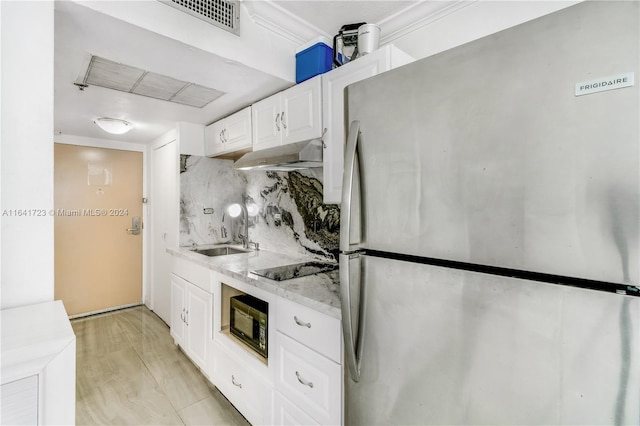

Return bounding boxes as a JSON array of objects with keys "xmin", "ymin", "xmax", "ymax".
[{"xmin": 180, "ymin": 155, "xmax": 340, "ymax": 261}]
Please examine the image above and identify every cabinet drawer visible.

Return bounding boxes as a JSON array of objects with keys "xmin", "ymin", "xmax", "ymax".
[
  {"xmin": 275, "ymin": 332, "xmax": 341, "ymax": 425},
  {"xmin": 212, "ymin": 343, "xmax": 272, "ymax": 425},
  {"xmin": 273, "ymin": 391, "xmax": 320, "ymax": 426},
  {"xmin": 172, "ymin": 256, "xmax": 210, "ymax": 291},
  {"xmin": 276, "ymin": 297, "xmax": 341, "ymax": 363}
]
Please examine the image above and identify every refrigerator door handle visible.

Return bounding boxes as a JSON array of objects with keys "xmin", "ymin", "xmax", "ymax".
[
  {"xmin": 340, "ymin": 253, "xmax": 363, "ymax": 382},
  {"xmin": 340, "ymin": 120, "xmax": 362, "ymax": 252}
]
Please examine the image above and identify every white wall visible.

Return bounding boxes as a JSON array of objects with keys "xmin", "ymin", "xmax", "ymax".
[
  {"xmin": 389, "ymin": 0, "xmax": 580, "ymax": 60},
  {"xmin": 1, "ymin": 1, "xmax": 55, "ymax": 309},
  {"xmin": 77, "ymin": 0, "xmax": 297, "ymax": 83}
]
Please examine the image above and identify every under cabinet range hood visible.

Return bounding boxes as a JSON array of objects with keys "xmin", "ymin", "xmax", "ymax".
[{"xmin": 233, "ymin": 140, "xmax": 323, "ymax": 170}]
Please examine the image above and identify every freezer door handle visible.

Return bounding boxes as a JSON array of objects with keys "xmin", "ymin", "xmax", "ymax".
[
  {"xmin": 341, "ymin": 120, "xmax": 362, "ymax": 252},
  {"xmin": 340, "ymin": 253, "xmax": 363, "ymax": 382}
]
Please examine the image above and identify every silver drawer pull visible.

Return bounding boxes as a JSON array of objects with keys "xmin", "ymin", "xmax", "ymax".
[
  {"xmin": 296, "ymin": 371, "xmax": 313, "ymax": 388},
  {"xmin": 231, "ymin": 375, "xmax": 242, "ymax": 388},
  {"xmin": 294, "ymin": 316, "xmax": 311, "ymax": 328}
]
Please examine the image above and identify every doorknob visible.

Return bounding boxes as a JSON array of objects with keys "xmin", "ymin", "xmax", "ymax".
[{"xmin": 126, "ymin": 216, "xmax": 141, "ymax": 235}]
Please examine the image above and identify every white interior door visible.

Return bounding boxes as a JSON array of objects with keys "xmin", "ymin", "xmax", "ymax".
[
  {"xmin": 151, "ymin": 140, "xmax": 178, "ymax": 325},
  {"xmin": 54, "ymin": 144, "xmax": 143, "ymax": 316}
]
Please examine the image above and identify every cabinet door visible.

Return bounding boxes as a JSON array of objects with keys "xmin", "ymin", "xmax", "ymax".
[
  {"xmin": 281, "ymin": 76, "xmax": 322, "ymax": 146},
  {"xmin": 322, "ymin": 52, "xmax": 391, "ymax": 204},
  {"xmin": 170, "ymin": 275, "xmax": 186, "ymax": 346},
  {"xmin": 186, "ymin": 283, "xmax": 211, "ymax": 371},
  {"xmin": 322, "ymin": 46, "xmax": 414, "ymax": 203},
  {"xmin": 224, "ymin": 107, "xmax": 252, "ymax": 152},
  {"xmin": 252, "ymin": 94, "xmax": 282, "ymax": 151},
  {"xmin": 204, "ymin": 120, "xmax": 226, "ymax": 156}
]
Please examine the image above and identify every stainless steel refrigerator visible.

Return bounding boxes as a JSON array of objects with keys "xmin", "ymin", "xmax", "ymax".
[{"xmin": 339, "ymin": 2, "xmax": 639, "ymax": 424}]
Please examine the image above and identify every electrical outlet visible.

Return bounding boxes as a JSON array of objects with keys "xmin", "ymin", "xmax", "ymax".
[{"xmin": 203, "ymin": 208, "xmax": 214, "ymax": 214}]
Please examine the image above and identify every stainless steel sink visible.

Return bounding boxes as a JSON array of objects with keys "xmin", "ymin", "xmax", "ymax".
[{"xmin": 193, "ymin": 246, "xmax": 248, "ymax": 257}]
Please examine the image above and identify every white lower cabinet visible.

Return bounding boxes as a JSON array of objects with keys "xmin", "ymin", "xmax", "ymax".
[
  {"xmin": 273, "ymin": 390, "xmax": 320, "ymax": 426},
  {"xmin": 275, "ymin": 332, "xmax": 342, "ymax": 425},
  {"xmin": 274, "ymin": 297, "xmax": 343, "ymax": 424},
  {"xmin": 171, "ymin": 265, "xmax": 343, "ymax": 425},
  {"xmin": 170, "ymin": 272, "xmax": 212, "ymax": 373},
  {"xmin": 275, "ymin": 297, "xmax": 342, "ymax": 363},
  {"xmin": 212, "ymin": 341, "xmax": 273, "ymax": 425}
]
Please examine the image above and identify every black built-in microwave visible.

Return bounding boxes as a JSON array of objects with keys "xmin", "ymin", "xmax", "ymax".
[{"xmin": 230, "ymin": 294, "xmax": 268, "ymax": 358}]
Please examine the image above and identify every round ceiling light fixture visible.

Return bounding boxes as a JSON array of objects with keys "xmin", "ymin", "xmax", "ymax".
[{"xmin": 93, "ymin": 117, "xmax": 133, "ymax": 135}]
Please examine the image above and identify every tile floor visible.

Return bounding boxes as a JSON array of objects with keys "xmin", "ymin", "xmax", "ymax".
[{"xmin": 72, "ymin": 306, "xmax": 250, "ymax": 425}]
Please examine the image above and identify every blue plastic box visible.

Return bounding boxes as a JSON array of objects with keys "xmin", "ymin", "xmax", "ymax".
[{"xmin": 295, "ymin": 36, "xmax": 332, "ymax": 83}]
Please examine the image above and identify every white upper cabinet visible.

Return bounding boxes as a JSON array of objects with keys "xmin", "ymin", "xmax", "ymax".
[
  {"xmin": 281, "ymin": 77, "xmax": 322, "ymax": 145},
  {"xmin": 251, "ymin": 94, "xmax": 281, "ymax": 150},
  {"xmin": 205, "ymin": 106, "xmax": 252, "ymax": 157},
  {"xmin": 252, "ymin": 76, "xmax": 323, "ymax": 151},
  {"xmin": 322, "ymin": 45, "xmax": 414, "ymax": 204}
]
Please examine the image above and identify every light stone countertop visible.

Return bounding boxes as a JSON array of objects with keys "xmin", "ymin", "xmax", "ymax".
[{"xmin": 168, "ymin": 245, "xmax": 341, "ymax": 319}]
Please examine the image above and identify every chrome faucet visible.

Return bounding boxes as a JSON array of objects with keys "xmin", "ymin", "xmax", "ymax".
[
  {"xmin": 221, "ymin": 212, "xmax": 228, "ymax": 239},
  {"xmin": 229, "ymin": 203, "xmax": 259, "ymax": 250},
  {"xmin": 238, "ymin": 204, "xmax": 249, "ymax": 249}
]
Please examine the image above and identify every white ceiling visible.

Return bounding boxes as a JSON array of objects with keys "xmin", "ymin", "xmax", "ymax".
[
  {"xmin": 54, "ymin": 1, "xmax": 292, "ymax": 144},
  {"xmin": 271, "ymin": 1, "xmax": 415, "ymax": 37},
  {"xmin": 54, "ymin": 0, "xmax": 416, "ymax": 145}
]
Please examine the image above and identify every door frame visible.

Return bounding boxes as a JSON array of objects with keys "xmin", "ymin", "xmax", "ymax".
[{"xmin": 54, "ymin": 134, "xmax": 150, "ymax": 307}]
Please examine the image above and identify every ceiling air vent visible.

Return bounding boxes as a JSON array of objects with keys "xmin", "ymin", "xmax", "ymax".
[
  {"xmin": 77, "ymin": 56, "xmax": 226, "ymax": 108},
  {"xmin": 160, "ymin": 0, "xmax": 240, "ymax": 35}
]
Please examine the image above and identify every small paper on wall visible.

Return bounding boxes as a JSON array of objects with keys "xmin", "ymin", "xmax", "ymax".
[{"xmin": 88, "ymin": 163, "xmax": 113, "ymax": 186}]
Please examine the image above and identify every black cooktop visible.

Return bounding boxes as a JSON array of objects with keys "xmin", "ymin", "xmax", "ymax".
[{"xmin": 251, "ymin": 261, "xmax": 338, "ymax": 281}]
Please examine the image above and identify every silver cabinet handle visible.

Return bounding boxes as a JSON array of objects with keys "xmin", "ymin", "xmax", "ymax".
[
  {"xmin": 185, "ymin": 309, "xmax": 189, "ymax": 326},
  {"xmin": 232, "ymin": 375, "xmax": 242, "ymax": 388},
  {"xmin": 219, "ymin": 129, "xmax": 224, "ymax": 143},
  {"xmin": 223, "ymin": 129, "xmax": 228, "ymax": 143},
  {"xmin": 275, "ymin": 112, "xmax": 281, "ymax": 131},
  {"xmin": 281, "ymin": 111, "xmax": 287, "ymax": 129},
  {"xmin": 295, "ymin": 371, "xmax": 313, "ymax": 388},
  {"xmin": 293, "ymin": 316, "xmax": 311, "ymax": 328},
  {"xmin": 180, "ymin": 308, "xmax": 184, "ymax": 322}
]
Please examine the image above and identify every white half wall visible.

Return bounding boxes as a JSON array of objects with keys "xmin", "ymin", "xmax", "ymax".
[{"xmin": 1, "ymin": 1, "xmax": 55, "ymax": 309}]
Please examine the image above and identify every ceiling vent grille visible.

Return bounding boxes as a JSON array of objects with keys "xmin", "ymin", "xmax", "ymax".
[
  {"xmin": 160, "ymin": 0, "xmax": 240, "ymax": 35},
  {"xmin": 77, "ymin": 56, "xmax": 226, "ymax": 108}
]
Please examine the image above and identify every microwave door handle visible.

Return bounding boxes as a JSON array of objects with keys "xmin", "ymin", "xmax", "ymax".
[{"xmin": 341, "ymin": 120, "xmax": 362, "ymax": 252}]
